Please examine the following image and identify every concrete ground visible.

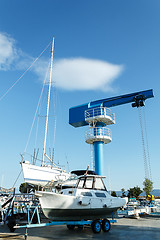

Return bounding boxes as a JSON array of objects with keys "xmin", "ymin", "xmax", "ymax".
[{"xmin": 0, "ymin": 216, "xmax": 160, "ymax": 240}]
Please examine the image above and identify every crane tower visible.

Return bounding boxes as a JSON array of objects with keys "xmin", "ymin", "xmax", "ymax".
[
  {"xmin": 85, "ymin": 107, "xmax": 115, "ymax": 174},
  {"xmin": 69, "ymin": 89, "xmax": 154, "ymax": 176}
]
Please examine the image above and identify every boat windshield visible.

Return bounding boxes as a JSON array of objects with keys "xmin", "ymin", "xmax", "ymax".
[
  {"xmin": 77, "ymin": 176, "xmax": 106, "ymax": 190},
  {"xmin": 94, "ymin": 177, "xmax": 106, "ymax": 190},
  {"xmin": 66, "ymin": 174, "xmax": 79, "ymax": 182}
]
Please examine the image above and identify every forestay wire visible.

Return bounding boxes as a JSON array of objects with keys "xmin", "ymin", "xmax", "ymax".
[
  {"xmin": 0, "ymin": 41, "xmax": 51, "ymax": 102},
  {"xmin": 23, "ymin": 61, "xmax": 50, "ymax": 154}
]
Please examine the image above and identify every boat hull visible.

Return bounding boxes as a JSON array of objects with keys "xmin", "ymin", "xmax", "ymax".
[
  {"xmin": 37, "ymin": 191, "xmax": 126, "ymax": 221},
  {"xmin": 42, "ymin": 207, "xmax": 117, "ymax": 221},
  {"xmin": 21, "ymin": 162, "xmax": 70, "ymax": 186}
]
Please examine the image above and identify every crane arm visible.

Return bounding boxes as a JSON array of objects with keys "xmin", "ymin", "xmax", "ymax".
[{"xmin": 69, "ymin": 89, "xmax": 154, "ymax": 128}]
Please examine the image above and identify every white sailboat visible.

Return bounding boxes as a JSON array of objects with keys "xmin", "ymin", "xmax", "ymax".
[
  {"xmin": 21, "ymin": 161, "xmax": 70, "ymax": 187},
  {"xmin": 21, "ymin": 38, "xmax": 70, "ymax": 187}
]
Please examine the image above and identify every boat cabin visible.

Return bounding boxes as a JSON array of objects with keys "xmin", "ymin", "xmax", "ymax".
[
  {"xmin": 77, "ymin": 175, "xmax": 106, "ymax": 191},
  {"xmin": 58, "ymin": 175, "xmax": 107, "ymax": 196}
]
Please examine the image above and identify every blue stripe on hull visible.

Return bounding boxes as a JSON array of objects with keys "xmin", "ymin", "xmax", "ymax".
[{"xmin": 24, "ymin": 178, "xmax": 49, "ymax": 182}]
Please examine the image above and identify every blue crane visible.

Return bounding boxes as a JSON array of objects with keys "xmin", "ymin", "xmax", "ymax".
[{"xmin": 69, "ymin": 89, "xmax": 154, "ymax": 175}]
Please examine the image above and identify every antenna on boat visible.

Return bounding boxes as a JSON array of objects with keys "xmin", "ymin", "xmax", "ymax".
[
  {"xmin": 84, "ymin": 166, "xmax": 89, "ymax": 176},
  {"xmin": 42, "ymin": 37, "xmax": 55, "ymax": 166}
]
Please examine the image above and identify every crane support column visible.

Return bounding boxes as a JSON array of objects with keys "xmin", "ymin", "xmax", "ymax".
[
  {"xmin": 69, "ymin": 89, "xmax": 154, "ymax": 176},
  {"xmin": 94, "ymin": 141, "xmax": 103, "ymax": 175}
]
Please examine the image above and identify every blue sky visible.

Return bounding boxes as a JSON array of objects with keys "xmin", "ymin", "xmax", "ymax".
[{"xmin": 0, "ymin": 0, "xmax": 159, "ymax": 191}]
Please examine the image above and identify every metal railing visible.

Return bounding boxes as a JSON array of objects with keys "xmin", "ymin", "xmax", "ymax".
[
  {"xmin": 85, "ymin": 127, "xmax": 112, "ymax": 144},
  {"xmin": 85, "ymin": 107, "xmax": 115, "ymax": 123}
]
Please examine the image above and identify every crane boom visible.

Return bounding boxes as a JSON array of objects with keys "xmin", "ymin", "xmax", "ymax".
[{"xmin": 69, "ymin": 89, "xmax": 154, "ymax": 128}]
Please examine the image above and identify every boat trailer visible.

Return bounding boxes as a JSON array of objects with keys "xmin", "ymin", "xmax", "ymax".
[
  {"xmin": 13, "ymin": 203, "xmax": 116, "ymax": 239},
  {"xmin": 0, "ymin": 190, "xmax": 116, "ymax": 239}
]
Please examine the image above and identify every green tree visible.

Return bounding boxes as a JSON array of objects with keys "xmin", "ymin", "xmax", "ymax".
[
  {"xmin": 127, "ymin": 188, "xmax": 135, "ymax": 198},
  {"xmin": 111, "ymin": 191, "xmax": 117, "ymax": 197},
  {"xmin": 19, "ymin": 183, "xmax": 42, "ymax": 193},
  {"xmin": 143, "ymin": 178, "xmax": 153, "ymax": 196},
  {"xmin": 19, "ymin": 183, "xmax": 31, "ymax": 193},
  {"xmin": 127, "ymin": 186, "xmax": 142, "ymax": 199},
  {"xmin": 121, "ymin": 188, "xmax": 126, "ymax": 197}
]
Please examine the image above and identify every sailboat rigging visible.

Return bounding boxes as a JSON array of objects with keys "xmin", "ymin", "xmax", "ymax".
[
  {"xmin": 21, "ymin": 37, "xmax": 70, "ymax": 186},
  {"xmin": 42, "ymin": 37, "xmax": 54, "ymax": 166}
]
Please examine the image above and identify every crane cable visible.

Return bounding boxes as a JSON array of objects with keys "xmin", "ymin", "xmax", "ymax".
[
  {"xmin": 143, "ymin": 107, "xmax": 152, "ymax": 180},
  {"xmin": 138, "ymin": 107, "xmax": 152, "ymax": 180}
]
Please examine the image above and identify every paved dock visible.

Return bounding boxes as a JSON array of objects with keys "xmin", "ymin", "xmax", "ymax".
[{"xmin": 0, "ymin": 217, "xmax": 160, "ymax": 239}]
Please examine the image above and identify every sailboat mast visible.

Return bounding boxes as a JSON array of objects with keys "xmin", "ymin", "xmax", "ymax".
[{"xmin": 42, "ymin": 37, "xmax": 54, "ymax": 166}]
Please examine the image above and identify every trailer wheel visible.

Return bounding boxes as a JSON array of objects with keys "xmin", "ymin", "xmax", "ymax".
[
  {"xmin": 67, "ymin": 225, "xmax": 75, "ymax": 230},
  {"xmin": 91, "ymin": 220, "xmax": 101, "ymax": 233},
  {"xmin": 102, "ymin": 219, "xmax": 111, "ymax": 232}
]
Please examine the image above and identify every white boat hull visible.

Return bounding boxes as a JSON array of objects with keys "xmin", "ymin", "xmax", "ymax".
[
  {"xmin": 37, "ymin": 190, "xmax": 126, "ymax": 221},
  {"xmin": 21, "ymin": 162, "xmax": 70, "ymax": 186}
]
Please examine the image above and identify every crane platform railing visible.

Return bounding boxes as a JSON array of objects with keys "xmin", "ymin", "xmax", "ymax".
[
  {"xmin": 85, "ymin": 127, "xmax": 112, "ymax": 144},
  {"xmin": 85, "ymin": 107, "xmax": 115, "ymax": 126}
]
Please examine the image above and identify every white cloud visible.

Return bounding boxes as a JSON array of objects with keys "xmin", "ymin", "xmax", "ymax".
[
  {"xmin": 0, "ymin": 32, "xmax": 50, "ymax": 78},
  {"xmin": 0, "ymin": 33, "xmax": 18, "ymax": 70},
  {"xmin": 0, "ymin": 32, "xmax": 124, "ymax": 92},
  {"xmin": 53, "ymin": 58, "xmax": 124, "ymax": 91}
]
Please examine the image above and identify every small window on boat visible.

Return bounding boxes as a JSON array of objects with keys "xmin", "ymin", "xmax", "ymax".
[
  {"xmin": 81, "ymin": 192, "xmax": 92, "ymax": 197},
  {"xmin": 95, "ymin": 192, "xmax": 106, "ymax": 198},
  {"xmin": 94, "ymin": 178, "xmax": 106, "ymax": 190},
  {"xmin": 68, "ymin": 191, "xmax": 73, "ymax": 194},
  {"xmin": 85, "ymin": 178, "xmax": 93, "ymax": 189},
  {"xmin": 78, "ymin": 178, "xmax": 85, "ymax": 189}
]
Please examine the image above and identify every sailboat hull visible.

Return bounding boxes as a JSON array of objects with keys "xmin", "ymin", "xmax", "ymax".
[{"xmin": 21, "ymin": 162, "xmax": 70, "ymax": 186}]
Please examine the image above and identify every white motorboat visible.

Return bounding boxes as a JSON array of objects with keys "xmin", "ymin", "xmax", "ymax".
[
  {"xmin": 36, "ymin": 174, "xmax": 127, "ymax": 221},
  {"xmin": 21, "ymin": 37, "xmax": 70, "ymax": 187}
]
